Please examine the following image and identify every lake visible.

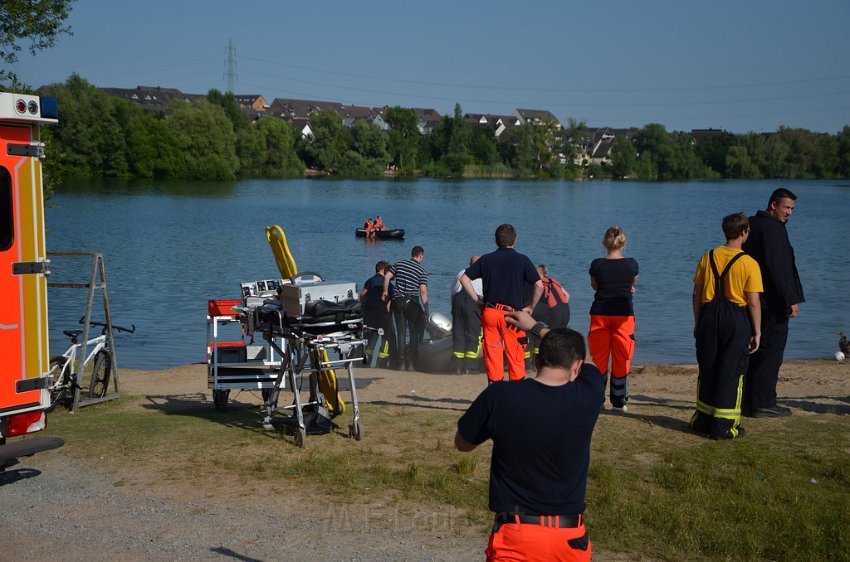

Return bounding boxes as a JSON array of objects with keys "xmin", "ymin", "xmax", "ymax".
[{"xmin": 44, "ymin": 178, "xmax": 850, "ymax": 370}]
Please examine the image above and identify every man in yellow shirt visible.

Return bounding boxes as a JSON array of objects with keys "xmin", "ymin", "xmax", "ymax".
[{"xmin": 690, "ymin": 213, "xmax": 763, "ymax": 440}]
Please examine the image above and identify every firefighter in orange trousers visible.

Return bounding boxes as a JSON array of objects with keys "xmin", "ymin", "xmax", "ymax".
[{"xmin": 461, "ymin": 224, "xmax": 542, "ymax": 383}]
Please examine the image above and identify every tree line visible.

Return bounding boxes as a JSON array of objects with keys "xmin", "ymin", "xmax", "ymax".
[{"xmin": 38, "ymin": 74, "xmax": 850, "ymax": 183}]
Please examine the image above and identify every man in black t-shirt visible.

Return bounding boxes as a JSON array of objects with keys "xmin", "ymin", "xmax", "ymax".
[{"xmin": 455, "ymin": 313, "xmax": 604, "ymax": 562}]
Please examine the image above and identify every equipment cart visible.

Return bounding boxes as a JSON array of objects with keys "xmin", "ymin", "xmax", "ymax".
[
  {"xmin": 206, "ymin": 299, "xmax": 282, "ymax": 410},
  {"xmin": 251, "ymin": 282, "xmax": 365, "ymax": 448}
]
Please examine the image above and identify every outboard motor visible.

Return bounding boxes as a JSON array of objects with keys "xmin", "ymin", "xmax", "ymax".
[{"xmin": 427, "ymin": 312, "xmax": 452, "ymax": 339}]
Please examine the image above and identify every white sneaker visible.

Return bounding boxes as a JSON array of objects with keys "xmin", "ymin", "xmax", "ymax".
[{"xmin": 611, "ymin": 405, "xmax": 628, "ymax": 413}]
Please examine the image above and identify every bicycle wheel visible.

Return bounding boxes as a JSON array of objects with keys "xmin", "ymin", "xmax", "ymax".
[
  {"xmin": 48, "ymin": 356, "xmax": 70, "ymax": 407},
  {"xmin": 89, "ymin": 351, "xmax": 112, "ymax": 398}
]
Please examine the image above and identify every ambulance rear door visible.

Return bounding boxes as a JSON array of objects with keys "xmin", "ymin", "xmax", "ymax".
[{"xmin": 0, "ymin": 97, "xmax": 51, "ymax": 415}]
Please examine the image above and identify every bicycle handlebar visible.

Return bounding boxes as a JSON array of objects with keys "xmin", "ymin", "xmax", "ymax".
[{"xmin": 78, "ymin": 316, "xmax": 136, "ymax": 334}]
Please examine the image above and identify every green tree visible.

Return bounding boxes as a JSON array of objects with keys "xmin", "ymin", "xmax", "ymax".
[
  {"xmin": 695, "ymin": 131, "xmax": 736, "ymax": 176},
  {"xmin": 113, "ymin": 99, "xmax": 181, "ymax": 178},
  {"xmin": 632, "ymin": 124, "xmax": 706, "ymax": 179},
  {"xmin": 298, "ymin": 109, "xmax": 348, "ymax": 171},
  {"xmin": 563, "ymin": 119, "xmax": 588, "ymax": 167},
  {"xmin": 340, "ymin": 120, "xmax": 388, "ymax": 177},
  {"xmin": 761, "ymin": 134, "xmax": 790, "ymax": 178},
  {"xmin": 384, "ymin": 106, "xmax": 420, "ymax": 173},
  {"xmin": 837, "ymin": 126, "xmax": 850, "ymax": 177},
  {"xmin": 812, "ymin": 134, "xmax": 839, "ymax": 178},
  {"xmin": 42, "ymin": 74, "xmax": 128, "ymax": 178},
  {"xmin": 207, "ymin": 88, "xmax": 246, "ymax": 132},
  {"xmin": 1, "ymin": 0, "xmax": 73, "ymax": 86},
  {"xmin": 168, "ymin": 99, "xmax": 238, "ymax": 180},
  {"xmin": 349, "ymin": 119, "xmax": 388, "ymax": 162},
  {"xmin": 725, "ymin": 145, "xmax": 760, "ymax": 178},
  {"xmin": 469, "ymin": 127, "xmax": 499, "ymax": 166},
  {"xmin": 609, "ymin": 136, "xmax": 637, "ymax": 178},
  {"xmin": 498, "ymin": 125, "xmax": 535, "ymax": 175},
  {"xmin": 444, "ymin": 104, "xmax": 472, "ymax": 175},
  {"xmin": 237, "ymin": 117, "xmax": 303, "ymax": 177}
]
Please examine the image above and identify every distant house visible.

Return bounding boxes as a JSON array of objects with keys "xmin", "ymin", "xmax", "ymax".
[
  {"xmin": 464, "ymin": 113, "xmax": 522, "ymax": 138},
  {"xmin": 574, "ymin": 127, "xmax": 636, "ymax": 166},
  {"xmin": 513, "ymin": 108, "xmax": 562, "ymax": 129},
  {"xmin": 409, "ymin": 107, "xmax": 442, "ymax": 134},
  {"xmin": 690, "ymin": 128, "xmax": 724, "ymax": 145},
  {"xmin": 234, "ymin": 94, "xmax": 268, "ymax": 112},
  {"xmin": 268, "ymin": 98, "xmax": 343, "ymax": 122},
  {"xmin": 291, "ymin": 121, "xmax": 314, "ymax": 138},
  {"xmin": 374, "ymin": 106, "xmax": 442, "ymax": 135},
  {"xmin": 100, "ymin": 85, "xmax": 202, "ymax": 114},
  {"xmin": 336, "ymin": 104, "xmax": 388, "ymax": 130}
]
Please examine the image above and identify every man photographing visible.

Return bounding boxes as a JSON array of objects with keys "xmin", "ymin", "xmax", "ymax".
[{"xmin": 455, "ymin": 310, "xmax": 604, "ymax": 561}]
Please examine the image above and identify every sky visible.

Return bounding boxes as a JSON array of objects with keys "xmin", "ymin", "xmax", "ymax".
[{"xmin": 11, "ymin": 0, "xmax": 850, "ymax": 134}]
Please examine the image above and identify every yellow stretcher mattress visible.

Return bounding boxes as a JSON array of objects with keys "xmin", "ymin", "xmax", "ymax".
[{"xmin": 265, "ymin": 225, "xmax": 298, "ymax": 280}]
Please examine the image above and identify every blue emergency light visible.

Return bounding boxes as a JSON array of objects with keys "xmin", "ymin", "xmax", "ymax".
[{"xmin": 39, "ymin": 97, "xmax": 59, "ymax": 120}]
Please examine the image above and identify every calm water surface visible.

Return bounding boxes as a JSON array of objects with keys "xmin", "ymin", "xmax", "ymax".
[{"xmin": 45, "ymin": 178, "xmax": 850, "ymax": 370}]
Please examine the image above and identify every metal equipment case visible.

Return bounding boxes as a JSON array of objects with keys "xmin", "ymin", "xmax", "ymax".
[{"xmin": 280, "ymin": 280, "xmax": 357, "ymax": 318}]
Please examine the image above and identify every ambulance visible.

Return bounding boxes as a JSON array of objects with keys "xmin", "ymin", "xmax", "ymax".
[{"xmin": 0, "ymin": 91, "xmax": 64, "ymax": 470}]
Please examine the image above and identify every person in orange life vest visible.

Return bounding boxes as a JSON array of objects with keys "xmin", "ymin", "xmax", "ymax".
[
  {"xmin": 690, "ymin": 213, "xmax": 762, "ymax": 440},
  {"xmin": 534, "ymin": 264, "xmax": 571, "ymax": 328},
  {"xmin": 460, "ymin": 224, "xmax": 543, "ymax": 383},
  {"xmin": 588, "ymin": 226, "xmax": 638, "ymax": 411},
  {"xmin": 375, "ymin": 215, "xmax": 384, "ymax": 230},
  {"xmin": 456, "ymin": 314, "xmax": 603, "ymax": 562},
  {"xmin": 529, "ymin": 264, "xmax": 571, "ymax": 358},
  {"xmin": 364, "ymin": 218, "xmax": 376, "ymax": 238}
]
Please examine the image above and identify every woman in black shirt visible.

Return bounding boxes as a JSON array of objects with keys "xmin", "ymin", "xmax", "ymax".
[{"xmin": 588, "ymin": 226, "xmax": 639, "ymax": 411}]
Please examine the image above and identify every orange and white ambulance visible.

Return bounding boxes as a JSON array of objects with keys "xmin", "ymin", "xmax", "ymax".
[{"xmin": 0, "ymin": 91, "xmax": 64, "ymax": 470}]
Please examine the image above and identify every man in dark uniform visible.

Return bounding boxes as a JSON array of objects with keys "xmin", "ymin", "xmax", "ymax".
[
  {"xmin": 455, "ymin": 315, "xmax": 603, "ymax": 562},
  {"xmin": 361, "ymin": 261, "xmax": 396, "ymax": 367},
  {"xmin": 742, "ymin": 188, "xmax": 805, "ymax": 418},
  {"xmin": 460, "ymin": 224, "xmax": 542, "ymax": 383},
  {"xmin": 691, "ymin": 213, "xmax": 763, "ymax": 440},
  {"xmin": 451, "ymin": 255, "xmax": 482, "ymax": 374}
]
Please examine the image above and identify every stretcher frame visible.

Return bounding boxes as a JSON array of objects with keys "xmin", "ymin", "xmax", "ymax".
[
  {"xmin": 206, "ymin": 309, "xmax": 283, "ymax": 410},
  {"xmin": 259, "ymin": 319, "xmax": 365, "ymax": 448}
]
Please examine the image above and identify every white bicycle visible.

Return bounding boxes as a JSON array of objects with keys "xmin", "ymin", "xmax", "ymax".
[{"xmin": 48, "ymin": 318, "xmax": 135, "ymax": 409}]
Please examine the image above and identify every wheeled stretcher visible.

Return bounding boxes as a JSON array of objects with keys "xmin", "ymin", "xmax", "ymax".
[
  {"xmin": 207, "ymin": 299, "xmax": 283, "ymax": 411},
  {"xmin": 251, "ymin": 297, "xmax": 365, "ymax": 447}
]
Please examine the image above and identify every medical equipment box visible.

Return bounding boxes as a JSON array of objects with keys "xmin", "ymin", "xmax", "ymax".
[{"xmin": 280, "ymin": 281, "xmax": 358, "ymax": 318}]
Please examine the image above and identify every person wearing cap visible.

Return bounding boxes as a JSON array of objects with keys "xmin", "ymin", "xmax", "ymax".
[{"xmin": 456, "ymin": 313, "xmax": 603, "ymax": 561}]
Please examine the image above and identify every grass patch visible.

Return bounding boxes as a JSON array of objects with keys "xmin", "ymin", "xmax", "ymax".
[{"xmin": 47, "ymin": 397, "xmax": 850, "ymax": 561}]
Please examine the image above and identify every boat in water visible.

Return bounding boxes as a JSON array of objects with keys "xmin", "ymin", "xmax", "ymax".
[{"xmin": 355, "ymin": 228, "xmax": 405, "ymax": 240}]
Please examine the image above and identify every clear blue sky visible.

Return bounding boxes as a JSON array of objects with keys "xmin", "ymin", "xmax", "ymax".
[{"xmin": 12, "ymin": 0, "xmax": 850, "ymax": 133}]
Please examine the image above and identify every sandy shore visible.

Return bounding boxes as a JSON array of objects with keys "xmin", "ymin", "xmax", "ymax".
[{"xmin": 118, "ymin": 358, "xmax": 850, "ymax": 418}]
